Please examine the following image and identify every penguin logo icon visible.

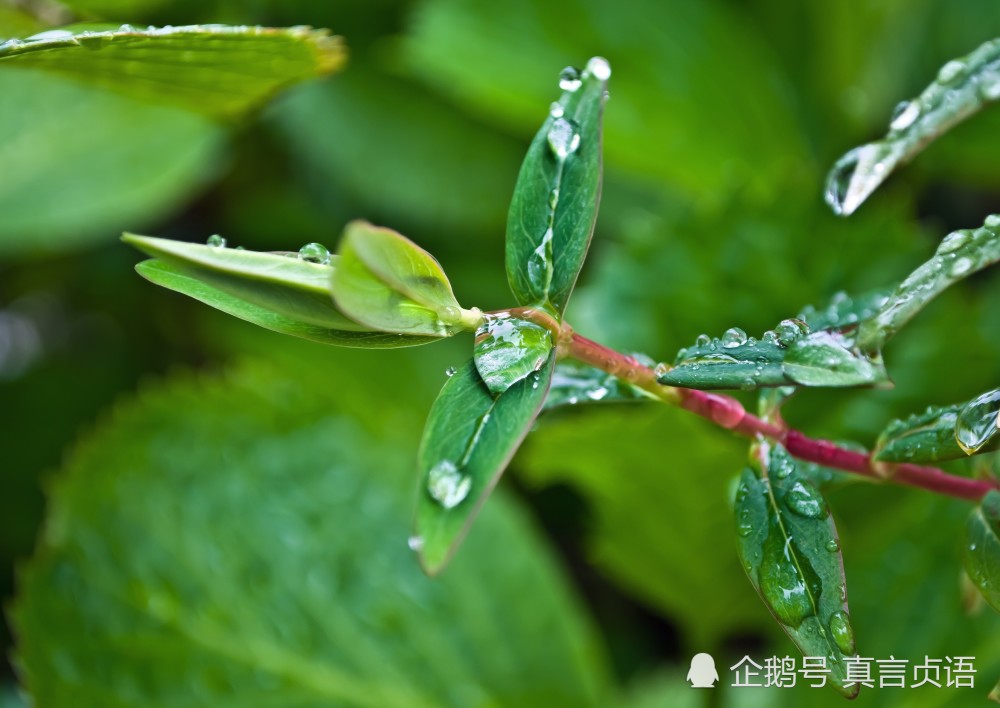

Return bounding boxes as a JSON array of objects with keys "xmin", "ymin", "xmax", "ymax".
[{"xmin": 686, "ymin": 653, "xmax": 719, "ymax": 688}]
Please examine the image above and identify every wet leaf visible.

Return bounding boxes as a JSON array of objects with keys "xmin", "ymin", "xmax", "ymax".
[
  {"xmin": 136, "ymin": 260, "xmax": 436, "ymax": 348},
  {"xmin": 858, "ymin": 214, "xmax": 1000, "ymax": 349},
  {"xmin": 415, "ymin": 355, "xmax": 554, "ymax": 575},
  {"xmin": 473, "ymin": 314, "xmax": 552, "ymax": 396},
  {"xmin": 735, "ymin": 442, "xmax": 857, "ymax": 698},
  {"xmin": 826, "ymin": 37, "xmax": 1000, "ymax": 215},
  {"xmin": 873, "ymin": 404, "xmax": 980, "ymax": 463},
  {"xmin": 505, "ymin": 58, "xmax": 607, "ymax": 316},
  {"xmin": 964, "ymin": 490, "xmax": 1000, "ymax": 614},
  {"xmin": 796, "ymin": 289, "xmax": 893, "ymax": 333},
  {"xmin": 0, "ymin": 24, "xmax": 344, "ymax": 119},
  {"xmin": 331, "ymin": 221, "xmax": 475, "ymax": 337},
  {"xmin": 956, "ymin": 388, "xmax": 1000, "ymax": 456},
  {"xmin": 782, "ymin": 330, "xmax": 887, "ymax": 387},
  {"xmin": 543, "ymin": 361, "xmax": 651, "ymax": 411}
]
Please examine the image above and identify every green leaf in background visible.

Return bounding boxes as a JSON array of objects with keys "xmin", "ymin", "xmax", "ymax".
[
  {"xmin": 135, "ymin": 260, "xmax": 436, "ymax": 348},
  {"xmin": 964, "ymin": 489, "xmax": 1000, "ymax": 614},
  {"xmin": 0, "ymin": 24, "xmax": 345, "ymax": 119},
  {"xmin": 331, "ymin": 220, "xmax": 479, "ymax": 337},
  {"xmin": 505, "ymin": 57, "xmax": 606, "ymax": 316},
  {"xmin": 735, "ymin": 442, "xmax": 857, "ymax": 699},
  {"xmin": 415, "ymin": 355, "xmax": 554, "ymax": 575},
  {"xmin": 12, "ymin": 362, "xmax": 607, "ymax": 707},
  {"xmin": 826, "ymin": 37, "xmax": 1000, "ymax": 215},
  {"xmin": 857, "ymin": 214, "xmax": 1000, "ymax": 350},
  {"xmin": 473, "ymin": 313, "xmax": 552, "ymax": 395},
  {"xmin": 543, "ymin": 360, "xmax": 652, "ymax": 411}
]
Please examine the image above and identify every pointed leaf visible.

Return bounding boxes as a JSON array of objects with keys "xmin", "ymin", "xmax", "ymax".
[
  {"xmin": 826, "ymin": 37, "xmax": 1000, "ymax": 215},
  {"xmin": 735, "ymin": 442, "xmax": 857, "ymax": 698},
  {"xmin": 331, "ymin": 221, "xmax": 475, "ymax": 337},
  {"xmin": 136, "ymin": 260, "xmax": 437, "ymax": 348},
  {"xmin": 796, "ymin": 289, "xmax": 893, "ymax": 333},
  {"xmin": 415, "ymin": 354, "xmax": 555, "ymax": 574},
  {"xmin": 965, "ymin": 490, "xmax": 1000, "ymax": 613},
  {"xmin": 874, "ymin": 404, "xmax": 976, "ymax": 463},
  {"xmin": 543, "ymin": 361, "xmax": 652, "ymax": 411},
  {"xmin": 0, "ymin": 24, "xmax": 345, "ymax": 119},
  {"xmin": 782, "ymin": 330, "xmax": 887, "ymax": 387},
  {"xmin": 858, "ymin": 215, "xmax": 1000, "ymax": 349},
  {"xmin": 473, "ymin": 314, "xmax": 552, "ymax": 395},
  {"xmin": 505, "ymin": 58, "xmax": 607, "ymax": 316}
]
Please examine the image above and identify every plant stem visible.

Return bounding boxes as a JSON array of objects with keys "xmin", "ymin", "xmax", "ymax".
[{"xmin": 566, "ymin": 331, "xmax": 997, "ymax": 502}]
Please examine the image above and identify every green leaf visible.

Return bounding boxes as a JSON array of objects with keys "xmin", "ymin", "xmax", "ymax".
[
  {"xmin": 543, "ymin": 360, "xmax": 652, "ymax": 411},
  {"xmin": 473, "ymin": 314, "xmax": 552, "ymax": 395},
  {"xmin": 795, "ymin": 289, "xmax": 893, "ymax": 333},
  {"xmin": 136, "ymin": 260, "xmax": 436, "ymax": 348},
  {"xmin": 331, "ymin": 220, "xmax": 477, "ymax": 337},
  {"xmin": 0, "ymin": 24, "xmax": 345, "ymax": 119},
  {"xmin": 0, "ymin": 69, "xmax": 223, "ymax": 256},
  {"xmin": 415, "ymin": 354, "xmax": 554, "ymax": 575},
  {"xmin": 826, "ymin": 37, "xmax": 1000, "ymax": 215},
  {"xmin": 735, "ymin": 442, "xmax": 857, "ymax": 699},
  {"xmin": 12, "ymin": 362, "xmax": 608, "ymax": 706},
  {"xmin": 955, "ymin": 387, "xmax": 1000, "ymax": 456},
  {"xmin": 782, "ymin": 330, "xmax": 886, "ymax": 387},
  {"xmin": 505, "ymin": 57, "xmax": 607, "ymax": 316},
  {"xmin": 873, "ymin": 404, "xmax": 977, "ymax": 463},
  {"xmin": 964, "ymin": 490, "xmax": 1000, "ymax": 613},
  {"xmin": 858, "ymin": 214, "xmax": 1000, "ymax": 349}
]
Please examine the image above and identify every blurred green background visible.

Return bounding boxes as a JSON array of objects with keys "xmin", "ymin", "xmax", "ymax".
[{"xmin": 4, "ymin": 0, "xmax": 1000, "ymax": 705}]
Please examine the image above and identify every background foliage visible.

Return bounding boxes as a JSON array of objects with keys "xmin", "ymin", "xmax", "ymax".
[{"xmin": 4, "ymin": 0, "xmax": 1000, "ymax": 705}]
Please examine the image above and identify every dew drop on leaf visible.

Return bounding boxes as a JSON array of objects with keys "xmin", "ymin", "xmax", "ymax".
[
  {"xmin": 558, "ymin": 66, "xmax": 581, "ymax": 92},
  {"xmin": 937, "ymin": 59, "xmax": 967, "ymax": 84},
  {"xmin": 775, "ymin": 318, "xmax": 810, "ymax": 347},
  {"xmin": 937, "ymin": 230, "xmax": 969, "ymax": 254},
  {"xmin": 206, "ymin": 234, "xmax": 226, "ymax": 248},
  {"xmin": 826, "ymin": 539, "xmax": 840, "ymax": 553},
  {"xmin": 584, "ymin": 56, "xmax": 611, "ymax": 81},
  {"xmin": 427, "ymin": 460, "xmax": 471, "ymax": 509},
  {"xmin": 760, "ymin": 531, "xmax": 819, "ymax": 627},
  {"xmin": 721, "ymin": 327, "xmax": 748, "ymax": 348},
  {"xmin": 949, "ymin": 256, "xmax": 973, "ymax": 277},
  {"xmin": 784, "ymin": 480, "xmax": 828, "ymax": 518},
  {"xmin": 828, "ymin": 611, "xmax": 855, "ymax": 654},
  {"xmin": 445, "ymin": 367, "xmax": 457, "ymax": 378},
  {"xmin": 986, "ymin": 214, "xmax": 1000, "ymax": 230},
  {"xmin": 547, "ymin": 117, "xmax": 581, "ymax": 161},
  {"xmin": 955, "ymin": 388, "xmax": 1000, "ymax": 455},
  {"xmin": 695, "ymin": 334, "xmax": 711, "ymax": 347},
  {"xmin": 549, "ymin": 101, "xmax": 564, "ymax": 118},
  {"xmin": 407, "ymin": 535, "xmax": 424, "ymax": 552},
  {"xmin": 889, "ymin": 100, "xmax": 920, "ymax": 131},
  {"xmin": 297, "ymin": 242, "xmax": 330, "ymax": 264}
]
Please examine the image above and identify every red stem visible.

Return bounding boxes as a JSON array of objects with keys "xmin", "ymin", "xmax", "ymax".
[{"xmin": 567, "ymin": 331, "xmax": 997, "ymax": 502}]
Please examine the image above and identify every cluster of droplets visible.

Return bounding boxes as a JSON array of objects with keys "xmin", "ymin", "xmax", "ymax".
[
  {"xmin": 674, "ymin": 319, "xmax": 811, "ymax": 364},
  {"xmin": 876, "ymin": 405, "xmax": 959, "ymax": 462},
  {"xmin": 203, "ymin": 235, "xmax": 333, "ymax": 265},
  {"xmin": 956, "ymin": 387, "xmax": 1000, "ymax": 455},
  {"xmin": 426, "ymin": 460, "xmax": 472, "ymax": 509}
]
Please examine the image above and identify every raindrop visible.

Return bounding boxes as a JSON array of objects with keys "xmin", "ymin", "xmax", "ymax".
[
  {"xmin": 558, "ymin": 67, "xmax": 582, "ymax": 92},
  {"xmin": 889, "ymin": 100, "xmax": 920, "ymax": 131},
  {"xmin": 445, "ymin": 366, "xmax": 457, "ymax": 378},
  {"xmin": 119, "ymin": 23, "xmax": 136, "ymax": 32},
  {"xmin": 695, "ymin": 334, "xmax": 711, "ymax": 347},
  {"xmin": 547, "ymin": 117, "xmax": 581, "ymax": 160},
  {"xmin": 937, "ymin": 60, "xmax": 967, "ymax": 84},
  {"xmin": 548, "ymin": 188, "xmax": 559, "ymax": 210},
  {"xmin": 407, "ymin": 535, "xmax": 424, "ymax": 551},
  {"xmin": 297, "ymin": 242, "xmax": 330, "ymax": 264},
  {"xmin": 784, "ymin": 480, "xmax": 828, "ymax": 518},
  {"xmin": 721, "ymin": 327, "xmax": 748, "ymax": 348},
  {"xmin": 761, "ymin": 532, "xmax": 818, "ymax": 627},
  {"xmin": 440, "ymin": 305, "xmax": 462, "ymax": 324},
  {"xmin": 427, "ymin": 460, "xmax": 471, "ymax": 509},
  {"xmin": 950, "ymin": 256, "xmax": 973, "ymax": 277},
  {"xmin": 653, "ymin": 363, "xmax": 669, "ymax": 378},
  {"xmin": 585, "ymin": 56, "xmax": 611, "ymax": 81},
  {"xmin": 737, "ymin": 520, "xmax": 753, "ymax": 537},
  {"xmin": 937, "ymin": 230, "xmax": 969, "ymax": 254},
  {"xmin": 527, "ymin": 228, "xmax": 554, "ymax": 288},
  {"xmin": 549, "ymin": 101, "xmax": 564, "ymax": 118},
  {"xmin": 826, "ymin": 539, "xmax": 841, "ymax": 553},
  {"xmin": 828, "ymin": 611, "xmax": 855, "ymax": 654},
  {"xmin": 986, "ymin": 214, "xmax": 1000, "ymax": 230},
  {"xmin": 771, "ymin": 454, "xmax": 794, "ymax": 480},
  {"xmin": 206, "ymin": 234, "xmax": 226, "ymax": 248},
  {"xmin": 955, "ymin": 388, "xmax": 1000, "ymax": 454},
  {"xmin": 761, "ymin": 330, "xmax": 780, "ymax": 346},
  {"xmin": 775, "ymin": 319, "xmax": 810, "ymax": 347},
  {"xmin": 825, "ymin": 147, "xmax": 861, "ymax": 215}
]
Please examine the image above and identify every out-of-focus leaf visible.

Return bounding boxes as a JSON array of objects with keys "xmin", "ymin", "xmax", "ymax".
[
  {"xmin": 858, "ymin": 214, "xmax": 1000, "ymax": 350},
  {"xmin": 0, "ymin": 69, "xmax": 223, "ymax": 256},
  {"xmin": 473, "ymin": 314, "xmax": 552, "ymax": 395},
  {"xmin": 415, "ymin": 355, "xmax": 554, "ymax": 575},
  {"xmin": 404, "ymin": 0, "xmax": 805, "ymax": 203},
  {"xmin": 505, "ymin": 57, "xmax": 606, "ymax": 316},
  {"xmin": 12, "ymin": 362, "xmax": 608, "ymax": 707},
  {"xmin": 735, "ymin": 442, "xmax": 856, "ymax": 699},
  {"xmin": 826, "ymin": 37, "xmax": 1000, "ymax": 215},
  {"xmin": 964, "ymin": 490, "xmax": 1000, "ymax": 613},
  {"xmin": 543, "ymin": 360, "xmax": 651, "ymax": 411},
  {"xmin": 331, "ymin": 221, "xmax": 476, "ymax": 337},
  {"xmin": 0, "ymin": 24, "xmax": 345, "ymax": 119},
  {"xmin": 136, "ymin": 260, "xmax": 436, "ymax": 348}
]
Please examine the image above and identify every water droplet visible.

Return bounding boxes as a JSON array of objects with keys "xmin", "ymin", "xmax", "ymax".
[
  {"xmin": 969, "ymin": 542, "xmax": 978, "ymax": 552},
  {"xmin": 297, "ymin": 242, "xmax": 330, "ymax": 264},
  {"xmin": 956, "ymin": 388, "xmax": 1000, "ymax": 454},
  {"xmin": 937, "ymin": 230, "xmax": 969, "ymax": 254},
  {"xmin": 771, "ymin": 454, "xmax": 794, "ymax": 480},
  {"xmin": 775, "ymin": 318, "xmax": 810, "ymax": 347},
  {"xmin": 695, "ymin": 334, "xmax": 711, "ymax": 347},
  {"xmin": 986, "ymin": 214, "xmax": 1000, "ymax": 230},
  {"xmin": 761, "ymin": 531, "xmax": 818, "ymax": 627},
  {"xmin": 206, "ymin": 234, "xmax": 226, "ymax": 248},
  {"xmin": 937, "ymin": 59, "xmax": 966, "ymax": 84},
  {"xmin": 407, "ymin": 535, "xmax": 424, "ymax": 551},
  {"xmin": 737, "ymin": 520, "xmax": 753, "ymax": 537},
  {"xmin": 653, "ymin": 363, "xmax": 669, "ymax": 378},
  {"xmin": 119, "ymin": 23, "xmax": 136, "ymax": 32},
  {"xmin": 440, "ymin": 305, "xmax": 462, "ymax": 324},
  {"xmin": 445, "ymin": 366, "xmax": 457, "ymax": 378},
  {"xmin": 826, "ymin": 539, "xmax": 840, "ymax": 553},
  {"xmin": 527, "ymin": 228, "xmax": 554, "ymax": 289},
  {"xmin": 547, "ymin": 117, "xmax": 581, "ymax": 160},
  {"xmin": 427, "ymin": 460, "xmax": 471, "ymax": 509},
  {"xmin": 784, "ymin": 480, "xmax": 828, "ymax": 518},
  {"xmin": 828, "ymin": 611, "xmax": 855, "ymax": 654},
  {"xmin": 558, "ymin": 66, "xmax": 581, "ymax": 92},
  {"xmin": 721, "ymin": 327, "xmax": 748, "ymax": 348},
  {"xmin": 548, "ymin": 188, "xmax": 559, "ymax": 210},
  {"xmin": 949, "ymin": 256, "xmax": 973, "ymax": 277},
  {"xmin": 981, "ymin": 72, "xmax": 1000, "ymax": 101},
  {"xmin": 889, "ymin": 100, "xmax": 920, "ymax": 131},
  {"xmin": 585, "ymin": 56, "xmax": 611, "ymax": 81},
  {"xmin": 549, "ymin": 101, "xmax": 564, "ymax": 118}
]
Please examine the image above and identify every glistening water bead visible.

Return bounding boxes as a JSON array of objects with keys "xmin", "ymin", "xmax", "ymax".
[
  {"xmin": 558, "ymin": 67, "xmax": 581, "ymax": 92},
  {"xmin": 426, "ymin": 460, "xmax": 471, "ymax": 509},
  {"xmin": 297, "ymin": 242, "xmax": 331, "ymax": 265},
  {"xmin": 206, "ymin": 234, "xmax": 226, "ymax": 248},
  {"xmin": 955, "ymin": 387, "xmax": 1000, "ymax": 455},
  {"xmin": 547, "ymin": 117, "xmax": 581, "ymax": 160}
]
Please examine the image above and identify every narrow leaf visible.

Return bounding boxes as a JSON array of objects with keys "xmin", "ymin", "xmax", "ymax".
[
  {"xmin": 782, "ymin": 331, "xmax": 886, "ymax": 387},
  {"xmin": 331, "ymin": 221, "xmax": 475, "ymax": 337},
  {"xmin": 136, "ymin": 260, "xmax": 437, "ymax": 348},
  {"xmin": 505, "ymin": 57, "xmax": 607, "ymax": 316},
  {"xmin": 858, "ymin": 215, "xmax": 1000, "ymax": 349},
  {"xmin": 875, "ymin": 404, "xmax": 968, "ymax": 463},
  {"xmin": 735, "ymin": 441, "xmax": 857, "ymax": 698},
  {"xmin": 473, "ymin": 314, "xmax": 553, "ymax": 395},
  {"xmin": 415, "ymin": 355, "xmax": 555, "ymax": 574},
  {"xmin": 543, "ymin": 360, "xmax": 652, "ymax": 411},
  {"xmin": 0, "ymin": 24, "xmax": 345, "ymax": 119},
  {"xmin": 964, "ymin": 490, "xmax": 1000, "ymax": 613},
  {"xmin": 796, "ymin": 289, "xmax": 892, "ymax": 333},
  {"xmin": 826, "ymin": 37, "xmax": 1000, "ymax": 215}
]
